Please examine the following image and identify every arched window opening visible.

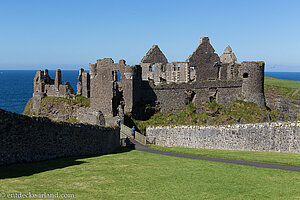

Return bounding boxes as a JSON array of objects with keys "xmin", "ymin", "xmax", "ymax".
[{"xmin": 151, "ymin": 64, "xmax": 155, "ymax": 72}]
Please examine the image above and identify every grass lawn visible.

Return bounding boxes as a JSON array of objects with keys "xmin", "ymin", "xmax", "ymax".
[
  {"xmin": 264, "ymin": 76, "xmax": 300, "ymax": 100},
  {"xmin": 150, "ymin": 146, "xmax": 300, "ymax": 166},
  {"xmin": 1, "ymin": 148, "xmax": 300, "ymax": 199}
]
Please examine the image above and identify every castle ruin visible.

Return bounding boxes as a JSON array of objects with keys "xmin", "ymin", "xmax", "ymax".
[{"xmin": 31, "ymin": 37, "xmax": 266, "ymax": 124}]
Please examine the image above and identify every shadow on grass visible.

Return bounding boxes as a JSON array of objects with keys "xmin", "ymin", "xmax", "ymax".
[{"xmin": 0, "ymin": 147, "xmax": 133, "ymax": 179}]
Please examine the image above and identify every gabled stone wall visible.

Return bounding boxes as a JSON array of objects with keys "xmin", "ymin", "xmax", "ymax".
[{"xmin": 186, "ymin": 37, "xmax": 220, "ymax": 81}]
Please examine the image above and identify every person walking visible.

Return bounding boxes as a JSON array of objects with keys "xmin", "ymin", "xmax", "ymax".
[
  {"xmin": 115, "ymin": 119, "xmax": 121, "ymax": 127},
  {"xmin": 131, "ymin": 126, "xmax": 135, "ymax": 139}
]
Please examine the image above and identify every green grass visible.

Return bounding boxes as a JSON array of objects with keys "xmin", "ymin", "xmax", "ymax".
[
  {"xmin": 23, "ymin": 96, "xmax": 90, "ymax": 121},
  {"xmin": 1, "ymin": 149, "xmax": 300, "ymax": 199},
  {"xmin": 264, "ymin": 76, "xmax": 300, "ymax": 100},
  {"xmin": 67, "ymin": 116, "xmax": 79, "ymax": 123},
  {"xmin": 23, "ymin": 98, "xmax": 33, "ymax": 116},
  {"xmin": 150, "ymin": 146, "xmax": 300, "ymax": 166},
  {"xmin": 133, "ymin": 101, "xmax": 273, "ymax": 135},
  {"xmin": 40, "ymin": 96, "xmax": 90, "ymax": 108},
  {"xmin": 74, "ymin": 96, "xmax": 90, "ymax": 107}
]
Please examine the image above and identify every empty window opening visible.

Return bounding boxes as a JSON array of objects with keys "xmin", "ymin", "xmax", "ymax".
[
  {"xmin": 243, "ymin": 73, "xmax": 249, "ymax": 78},
  {"xmin": 113, "ymin": 70, "xmax": 121, "ymax": 82},
  {"xmin": 151, "ymin": 64, "xmax": 155, "ymax": 72},
  {"xmin": 116, "ymin": 70, "xmax": 121, "ymax": 82}
]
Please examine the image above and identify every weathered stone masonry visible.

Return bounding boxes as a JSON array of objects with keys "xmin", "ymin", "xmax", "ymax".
[
  {"xmin": 30, "ymin": 36, "xmax": 267, "ymax": 124},
  {"xmin": 146, "ymin": 122, "xmax": 300, "ymax": 153},
  {"xmin": 0, "ymin": 109, "xmax": 120, "ymax": 165}
]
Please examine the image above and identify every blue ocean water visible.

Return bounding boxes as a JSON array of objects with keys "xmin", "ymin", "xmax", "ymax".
[
  {"xmin": 0, "ymin": 70, "xmax": 79, "ymax": 114},
  {"xmin": 265, "ymin": 72, "xmax": 300, "ymax": 81},
  {"xmin": 0, "ymin": 70, "xmax": 299, "ymax": 114}
]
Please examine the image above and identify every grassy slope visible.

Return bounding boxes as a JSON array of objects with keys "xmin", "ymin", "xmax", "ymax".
[
  {"xmin": 23, "ymin": 98, "xmax": 33, "ymax": 116},
  {"xmin": 23, "ymin": 96, "xmax": 90, "ymax": 122},
  {"xmin": 150, "ymin": 146, "xmax": 300, "ymax": 166},
  {"xmin": 264, "ymin": 76, "xmax": 300, "ymax": 100},
  {"xmin": 133, "ymin": 101, "xmax": 273, "ymax": 135},
  {"xmin": 1, "ymin": 149, "xmax": 300, "ymax": 199}
]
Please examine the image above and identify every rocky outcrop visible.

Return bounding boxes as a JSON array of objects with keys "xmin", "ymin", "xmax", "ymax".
[
  {"xmin": 76, "ymin": 107, "xmax": 105, "ymax": 125},
  {"xmin": 23, "ymin": 96, "xmax": 105, "ymax": 125},
  {"xmin": 265, "ymin": 91, "xmax": 300, "ymax": 121}
]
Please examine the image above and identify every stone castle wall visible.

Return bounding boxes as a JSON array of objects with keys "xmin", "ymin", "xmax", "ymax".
[
  {"xmin": 146, "ymin": 122, "xmax": 300, "ymax": 153},
  {"xmin": 29, "ymin": 36, "xmax": 267, "ymax": 123},
  {"xmin": 136, "ymin": 37, "xmax": 266, "ymax": 113},
  {"xmin": 34, "ymin": 69, "xmax": 74, "ymax": 99},
  {"xmin": 0, "ymin": 109, "xmax": 120, "ymax": 165},
  {"xmin": 140, "ymin": 80, "xmax": 244, "ymax": 112}
]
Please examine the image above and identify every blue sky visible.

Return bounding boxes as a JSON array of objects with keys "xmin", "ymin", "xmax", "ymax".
[{"xmin": 0, "ymin": 0, "xmax": 299, "ymax": 72}]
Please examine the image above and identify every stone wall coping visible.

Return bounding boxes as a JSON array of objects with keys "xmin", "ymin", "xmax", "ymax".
[{"xmin": 146, "ymin": 121, "xmax": 300, "ymax": 130}]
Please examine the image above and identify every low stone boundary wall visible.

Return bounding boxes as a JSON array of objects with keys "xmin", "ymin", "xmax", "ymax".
[
  {"xmin": 146, "ymin": 122, "xmax": 300, "ymax": 153},
  {"xmin": 0, "ymin": 109, "xmax": 120, "ymax": 165}
]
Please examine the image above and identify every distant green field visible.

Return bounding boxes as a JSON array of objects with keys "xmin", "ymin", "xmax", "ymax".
[
  {"xmin": 150, "ymin": 146, "xmax": 300, "ymax": 166},
  {"xmin": 264, "ymin": 76, "xmax": 300, "ymax": 99},
  {"xmin": 1, "ymin": 149, "xmax": 300, "ymax": 199}
]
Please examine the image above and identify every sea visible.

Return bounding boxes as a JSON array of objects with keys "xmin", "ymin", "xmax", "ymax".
[{"xmin": 0, "ymin": 70, "xmax": 299, "ymax": 114}]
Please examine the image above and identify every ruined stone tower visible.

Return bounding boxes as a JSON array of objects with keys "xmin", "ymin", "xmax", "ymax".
[
  {"xmin": 240, "ymin": 61, "xmax": 266, "ymax": 108},
  {"xmin": 77, "ymin": 68, "xmax": 90, "ymax": 98},
  {"xmin": 89, "ymin": 58, "xmax": 142, "ymax": 118}
]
